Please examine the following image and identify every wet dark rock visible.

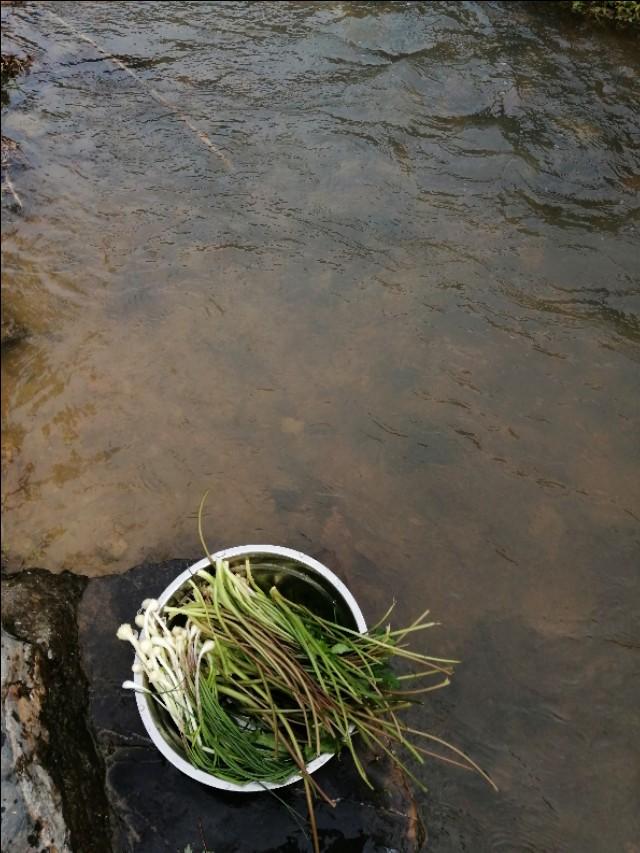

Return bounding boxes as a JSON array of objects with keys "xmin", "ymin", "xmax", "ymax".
[
  {"xmin": 1, "ymin": 570, "xmax": 112, "ymax": 853},
  {"xmin": 1, "ymin": 629, "xmax": 70, "ymax": 852},
  {"xmin": 1, "ymin": 563, "xmax": 425, "ymax": 853}
]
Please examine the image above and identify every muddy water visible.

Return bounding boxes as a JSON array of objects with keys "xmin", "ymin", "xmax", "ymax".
[{"xmin": 2, "ymin": 1, "xmax": 639, "ymax": 850}]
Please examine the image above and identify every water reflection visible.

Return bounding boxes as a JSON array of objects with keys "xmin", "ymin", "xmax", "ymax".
[{"xmin": 1, "ymin": 1, "xmax": 639, "ymax": 850}]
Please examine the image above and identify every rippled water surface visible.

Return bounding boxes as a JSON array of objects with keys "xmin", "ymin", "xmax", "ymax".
[{"xmin": 2, "ymin": 2, "xmax": 639, "ymax": 850}]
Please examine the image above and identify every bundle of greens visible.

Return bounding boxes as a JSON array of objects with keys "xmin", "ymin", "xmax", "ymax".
[{"xmin": 117, "ymin": 504, "xmax": 495, "ymax": 852}]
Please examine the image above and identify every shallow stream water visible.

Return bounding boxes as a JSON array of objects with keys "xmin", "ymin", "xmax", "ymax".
[{"xmin": 2, "ymin": 2, "xmax": 639, "ymax": 850}]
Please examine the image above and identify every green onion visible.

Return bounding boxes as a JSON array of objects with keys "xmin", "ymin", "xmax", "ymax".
[{"xmin": 117, "ymin": 501, "xmax": 496, "ymax": 853}]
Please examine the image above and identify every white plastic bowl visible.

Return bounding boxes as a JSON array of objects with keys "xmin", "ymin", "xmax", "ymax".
[{"xmin": 133, "ymin": 545, "xmax": 367, "ymax": 792}]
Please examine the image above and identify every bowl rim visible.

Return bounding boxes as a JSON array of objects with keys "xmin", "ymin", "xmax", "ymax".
[{"xmin": 133, "ymin": 544, "xmax": 367, "ymax": 792}]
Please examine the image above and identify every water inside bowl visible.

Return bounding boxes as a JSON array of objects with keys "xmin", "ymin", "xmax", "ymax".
[{"xmin": 228, "ymin": 556, "xmax": 358, "ymax": 629}]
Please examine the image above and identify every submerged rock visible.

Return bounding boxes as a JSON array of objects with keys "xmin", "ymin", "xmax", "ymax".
[
  {"xmin": 0, "ymin": 53, "xmax": 32, "ymax": 78},
  {"xmin": 1, "ymin": 312, "xmax": 28, "ymax": 348},
  {"xmin": 1, "ymin": 133, "xmax": 19, "ymax": 164},
  {"xmin": 1, "ymin": 563, "xmax": 425, "ymax": 852}
]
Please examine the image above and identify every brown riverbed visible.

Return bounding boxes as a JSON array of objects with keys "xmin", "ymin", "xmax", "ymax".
[{"xmin": 1, "ymin": 2, "xmax": 639, "ymax": 851}]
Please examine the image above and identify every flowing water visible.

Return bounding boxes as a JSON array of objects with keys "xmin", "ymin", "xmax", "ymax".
[{"xmin": 2, "ymin": 1, "xmax": 639, "ymax": 850}]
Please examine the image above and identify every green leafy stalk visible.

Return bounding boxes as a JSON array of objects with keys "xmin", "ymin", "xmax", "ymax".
[{"xmin": 117, "ymin": 497, "xmax": 497, "ymax": 853}]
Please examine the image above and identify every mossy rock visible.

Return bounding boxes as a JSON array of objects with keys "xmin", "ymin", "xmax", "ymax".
[{"xmin": 570, "ymin": 0, "xmax": 640, "ymax": 26}]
